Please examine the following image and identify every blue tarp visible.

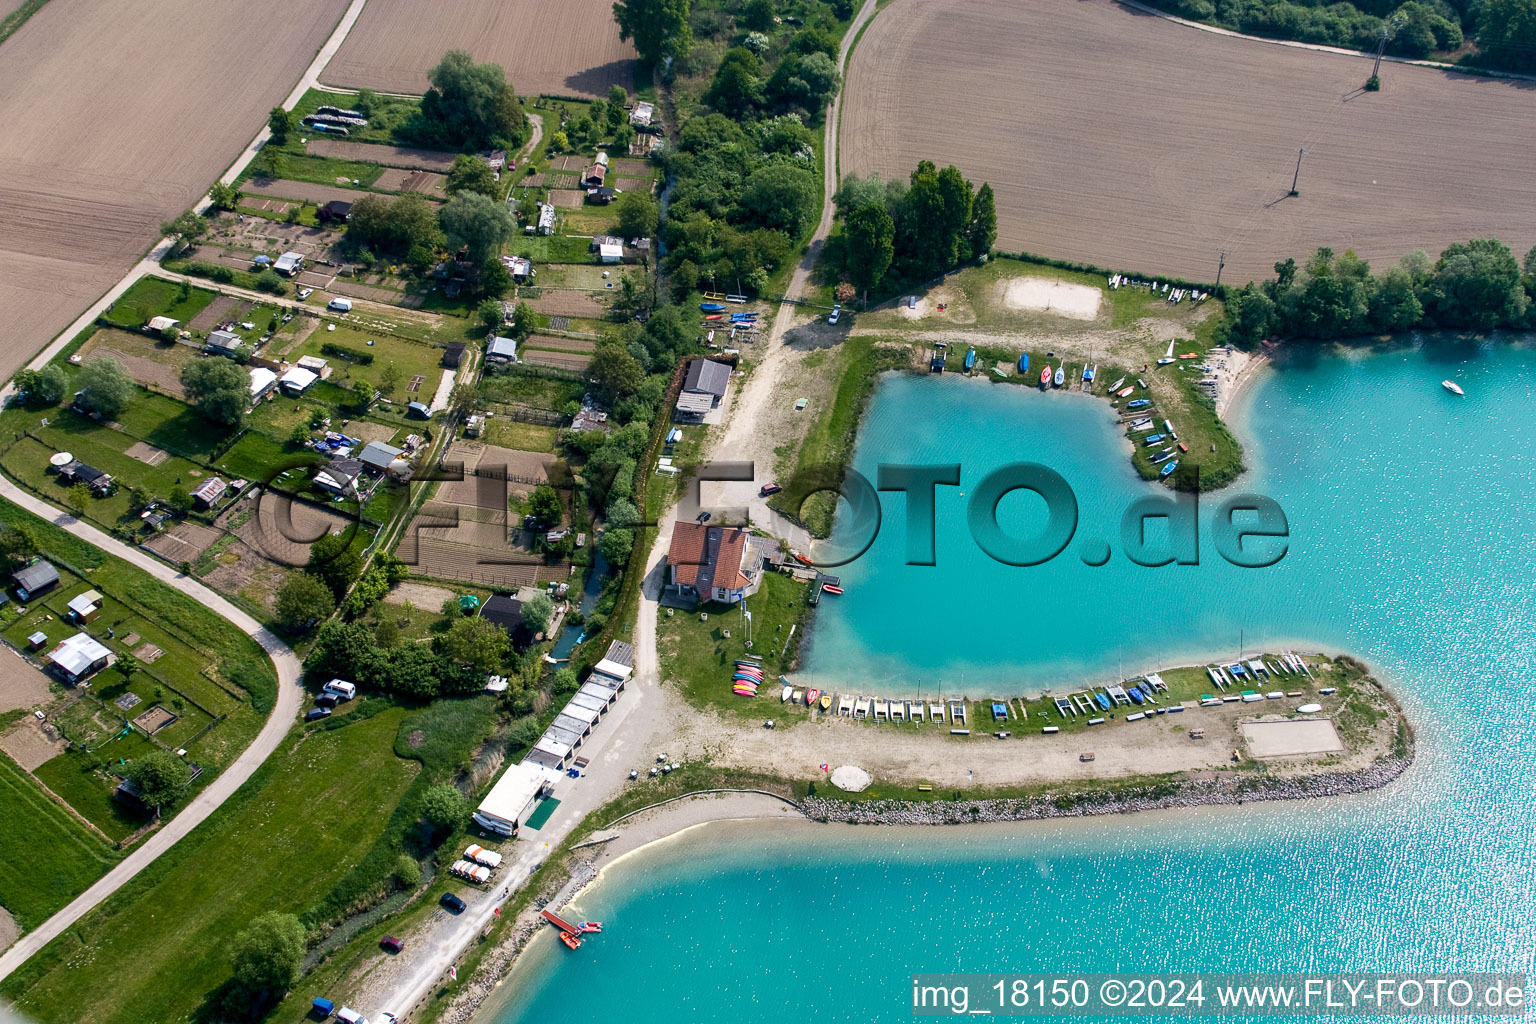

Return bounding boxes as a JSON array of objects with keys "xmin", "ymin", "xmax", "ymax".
[{"xmin": 312, "ymin": 997, "xmax": 334, "ymax": 1015}]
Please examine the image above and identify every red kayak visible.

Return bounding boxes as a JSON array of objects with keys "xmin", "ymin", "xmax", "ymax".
[{"xmin": 705, "ymin": 314, "xmax": 723, "ymax": 320}]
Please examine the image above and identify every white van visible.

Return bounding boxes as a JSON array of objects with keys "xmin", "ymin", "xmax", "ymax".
[
  {"xmin": 323, "ymin": 679, "xmax": 356, "ymax": 701},
  {"xmin": 336, "ymin": 1008, "xmax": 368, "ymax": 1024},
  {"xmin": 327, "ymin": 297, "xmax": 353, "ymax": 312}
]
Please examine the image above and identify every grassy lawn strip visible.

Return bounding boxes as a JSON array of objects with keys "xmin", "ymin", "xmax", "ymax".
[
  {"xmin": 656, "ymin": 572, "xmax": 810, "ymax": 721},
  {"xmin": 31, "ymin": 753, "xmax": 149, "ymax": 842},
  {"xmin": 0, "ymin": 752, "xmax": 120, "ymax": 931},
  {"xmin": 99, "ymin": 277, "xmax": 217, "ymax": 331},
  {"xmin": 0, "ymin": 709, "xmax": 417, "ymax": 1024}
]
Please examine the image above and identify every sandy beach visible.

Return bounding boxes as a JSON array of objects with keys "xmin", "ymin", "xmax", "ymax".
[{"xmin": 1214, "ymin": 346, "xmax": 1270, "ymax": 419}]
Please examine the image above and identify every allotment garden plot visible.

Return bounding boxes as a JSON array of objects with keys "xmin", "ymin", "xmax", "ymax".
[
  {"xmin": 398, "ymin": 441, "xmax": 568, "ymax": 589},
  {"xmin": 840, "ymin": 0, "xmax": 1536, "ymax": 282}
]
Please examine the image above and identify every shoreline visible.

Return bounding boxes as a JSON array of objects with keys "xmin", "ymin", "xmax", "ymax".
[
  {"xmin": 1216, "ymin": 346, "xmax": 1271, "ymax": 419},
  {"xmin": 446, "ymin": 655, "xmax": 1413, "ymax": 1024}
]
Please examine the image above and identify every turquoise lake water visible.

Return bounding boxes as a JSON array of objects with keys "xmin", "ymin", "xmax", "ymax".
[{"xmin": 492, "ymin": 342, "xmax": 1536, "ymax": 1022}]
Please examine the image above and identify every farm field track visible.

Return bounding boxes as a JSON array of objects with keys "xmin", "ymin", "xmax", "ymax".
[
  {"xmin": 321, "ymin": 0, "xmax": 636, "ymax": 99},
  {"xmin": 0, "ymin": 0, "xmax": 349, "ymax": 382},
  {"xmin": 841, "ymin": 0, "xmax": 1536, "ymax": 282},
  {"xmin": 304, "ymin": 139, "xmax": 458, "ymax": 172}
]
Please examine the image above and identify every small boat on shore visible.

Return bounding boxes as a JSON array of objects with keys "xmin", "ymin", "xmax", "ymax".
[
  {"xmin": 1040, "ymin": 365, "xmax": 1052, "ymax": 387},
  {"xmin": 781, "ymin": 685, "xmax": 793, "ymax": 702},
  {"xmin": 964, "ymin": 347, "xmax": 976, "ymax": 371},
  {"xmin": 1443, "ymin": 380, "xmax": 1465, "ymax": 395},
  {"xmin": 820, "ymin": 693, "xmax": 832, "ymax": 710},
  {"xmin": 1157, "ymin": 357, "xmax": 1176, "ymax": 366},
  {"xmin": 1127, "ymin": 398, "xmax": 1151, "ymax": 409},
  {"xmin": 1143, "ymin": 433, "xmax": 1165, "ymax": 445},
  {"xmin": 1054, "ymin": 365, "xmax": 1065, "ymax": 387},
  {"xmin": 806, "ymin": 688, "xmax": 820, "ymax": 706},
  {"xmin": 1116, "ymin": 386, "xmax": 1134, "ymax": 398},
  {"xmin": 1018, "ymin": 352, "xmax": 1030, "ymax": 374},
  {"xmin": 699, "ymin": 302, "xmax": 725, "ymax": 312},
  {"xmin": 1108, "ymin": 376, "xmax": 1125, "ymax": 391},
  {"xmin": 1160, "ymin": 460, "xmax": 1179, "ymax": 477},
  {"xmin": 1151, "ymin": 450, "xmax": 1176, "ymax": 464}
]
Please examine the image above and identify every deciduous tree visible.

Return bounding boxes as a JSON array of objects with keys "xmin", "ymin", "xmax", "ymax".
[
  {"xmin": 613, "ymin": 0, "xmax": 692, "ymax": 66},
  {"xmin": 439, "ymin": 192, "xmax": 515, "ymax": 265},
  {"xmin": 447, "ymin": 153, "xmax": 499, "ymax": 198},
  {"xmin": 125, "ymin": 749, "xmax": 192, "ymax": 812},
  {"xmin": 180, "ymin": 356, "xmax": 250, "ymax": 427},
  {"xmin": 230, "ymin": 912, "xmax": 305, "ymax": 997},
  {"xmin": 75, "ymin": 356, "xmax": 133, "ymax": 418},
  {"xmin": 274, "ymin": 571, "xmax": 336, "ymax": 632}
]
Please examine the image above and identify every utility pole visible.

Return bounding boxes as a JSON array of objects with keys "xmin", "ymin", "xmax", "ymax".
[
  {"xmin": 1289, "ymin": 148, "xmax": 1305, "ymax": 197},
  {"xmin": 1369, "ymin": 14, "xmax": 1400, "ymax": 87},
  {"xmin": 1215, "ymin": 250, "xmax": 1227, "ymax": 287}
]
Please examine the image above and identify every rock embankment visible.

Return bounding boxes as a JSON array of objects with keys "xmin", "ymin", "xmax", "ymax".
[{"xmin": 800, "ymin": 756, "xmax": 1412, "ymax": 825}]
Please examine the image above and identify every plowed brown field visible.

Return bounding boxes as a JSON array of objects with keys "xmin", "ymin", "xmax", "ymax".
[
  {"xmin": 322, "ymin": 0, "xmax": 635, "ymax": 99},
  {"xmin": 0, "ymin": 0, "xmax": 348, "ymax": 380},
  {"xmin": 841, "ymin": 0, "xmax": 1536, "ymax": 283}
]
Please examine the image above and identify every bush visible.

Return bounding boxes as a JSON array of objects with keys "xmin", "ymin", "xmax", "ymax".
[
  {"xmin": 254, "ymin": 268, "xmax": 288, "ymax": 295},
  {"xmin": 320, "ymin": 342, "xmax": 375, "ymax": 365},
  {"xmin": 184, "ymin": 260, "xmax": 235, "ymax": 283}
]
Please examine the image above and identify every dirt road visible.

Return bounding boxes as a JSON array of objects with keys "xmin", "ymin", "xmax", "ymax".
[{"xmin": 0, "ymin": 467, "xmax": 303, "ymax": 976}]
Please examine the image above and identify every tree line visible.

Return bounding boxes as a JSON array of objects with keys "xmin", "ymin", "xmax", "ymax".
[
  {"xmin": 1156, "ymin": 0, "xmax": 1534, "ymax": 71},
  {"xmin": 1218, "ymin": 237, "xmax": 1535, "ymax": 346},
  {"xmin": 829, "ymin": 162, "xmax": 997, "ymax": 299}
]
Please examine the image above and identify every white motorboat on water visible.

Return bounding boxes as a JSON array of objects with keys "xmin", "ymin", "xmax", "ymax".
[{"xmin": 1443, "ymin": 380, "xmax": 1464, "ymax": 395}]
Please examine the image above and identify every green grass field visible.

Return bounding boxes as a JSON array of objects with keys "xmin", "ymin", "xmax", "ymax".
[
  {"xmin": 0, "ymin": 752, "xmax": 120, "ymax": 931},
  {"xmin": 2, "ymin": 709, "xmax": 417, "ymax": 1024},
  {"xmin": 656, "ymin": 571, "xmax": 810, "ymax": 720},
  {"xmin": 98, "ymin": 277, "xmax": 217, "ymax": 332},
  {"xmin": 31, "ymin": 752, "xmax": 150, "ymax": 842}
]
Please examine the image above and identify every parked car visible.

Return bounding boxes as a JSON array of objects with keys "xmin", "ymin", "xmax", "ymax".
[
  {"xmin": 297, "ymin": 287, "xmax": 313, "ymax": 300},
  {"xmin": 305, "ymin": 707, "xmax": 331, "ymax": 722},
  {"xmin": 440, "ymin": 892, "xmax": 466, "ymax": 913},
  {"xmin": 315, "ymin": 692, "xmax": 339, "ymax": 709},
  {"xmin": 323, "ymin": 679, "xmax": 356, "ymax": 701},
  {"xmin": 327, "ymin": 297, "xmax": 353, "ymax": 312},
  {"xmin": 827, "ymin": 304, "xmax": 841, "ymax": 325},
  {"xmin": 380, "ymin": 935, "xmax": 404, "ymax": 953},
  {"xmin": 759, "ymin": 482, "xmax": 782, "ymax": 496}
]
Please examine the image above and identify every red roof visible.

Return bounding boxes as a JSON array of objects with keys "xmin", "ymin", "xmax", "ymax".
[{"xmin": 668, "ymin": 521, "xmax": 752, "ymax": 592}]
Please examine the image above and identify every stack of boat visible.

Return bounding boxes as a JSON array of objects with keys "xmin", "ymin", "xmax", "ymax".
[
  {"xmin": 732, "ymin": 661, "xmax": 764, "ymax": 696},
  {"xmin": 464, "ymin": 844, "xmax": 502, "ymax": 869},
  {"xmin": 449, "ymin": 859, "xmax": 491, "ymax": 884}
]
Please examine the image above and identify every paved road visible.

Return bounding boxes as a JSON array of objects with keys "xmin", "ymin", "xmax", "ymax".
[
  {"xmin": 0, "ymin": 473, "xmax": 304, "ymax": 980},
  {"xmin": 0, "ymin": 0, "xmax": 368, "ymax": 982}
]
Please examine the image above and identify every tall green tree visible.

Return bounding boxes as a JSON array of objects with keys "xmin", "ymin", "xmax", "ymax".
[
  {"xmin": 521, "ymin": 592, "xmax": 554, "ymax": 635},
  {"xmin": 230, "ymin": 912, "xmax": 305, "ymax": 998},
  {"xmin": 967, "ymin": 182, "xmax": 998, "ymax": 259},
  {"xmin": 613, "ymin": 0, "xmax": 692, "ymax": 66},
  {"xmin": 415, "ymin": 50, "xmax": 527, "ymax": 149},
  {"xmin": 1424, "ymin": 237, "xmax": 1529, "ymax": 329},
  {"xmin": 420, "ymin": 783, "xmax": 468, "ymax": 833},
  {"xmin": 75, "ymin": 356, "xmax": 133, "ymax": 418},
  {"xmin": 125, "ymin": 750, "xmax": 192, "ymax": 812},
  {"xmin": 274, "ymin": 571, "xmax": 336, "ymax": 632},
  {"xmin": 267, "ymin": 107, "xmax": 294, "ymax": 145},
  {"xmin": 1475, "ymin": 0, "xmax": 1536, "ymax": 71},
  {"xmin": 615, "ymin": 189, "xmax": 659, "ymax": 240},
  {"xmin": 737, "ymin": 163, "xmax": 818, "ymax": 237},
  {"xmin": 437, "ymin": 615, "xmax": 510, "ymax": 673},
  {"xmin": 180, "ymin": 356, "xmax": 250, "ymax": 426},
  {"xmin": 527, "ymin": 483, "xmax": 565, "ymax": 526},
  {"xmin": 844, "ymin": 203, "xmax": 894, "ymax": 294},
  {"xmin": 439, "ymin": 192, "xmax": 515, "ymax": 265},
  {"xmin": 13, "ymin": 364, "xmax": 68, "ymax": 405},
  {"xmin": 589, "ymin": 342, "xmax": 645, "ymax": 405},
  {"xmin": 307, "ymin": 532, "xmax": 363, "ymax": 600},
  {"xmin": 446, "ymin": 153, "xmax": 499, "ymax": 198}
]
